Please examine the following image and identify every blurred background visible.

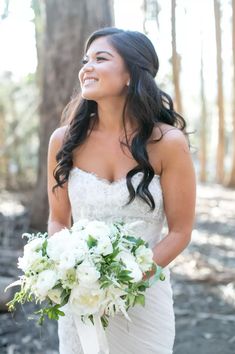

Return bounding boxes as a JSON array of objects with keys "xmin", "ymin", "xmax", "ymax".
[{"xmin": 0, "ymin": 0, "xmax": 234, "ymax": 353}]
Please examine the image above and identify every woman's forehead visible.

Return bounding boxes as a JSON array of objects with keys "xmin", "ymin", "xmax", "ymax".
[{"xmin": 85, "ymin": 37, "xmax": 116, "ymax": 57}]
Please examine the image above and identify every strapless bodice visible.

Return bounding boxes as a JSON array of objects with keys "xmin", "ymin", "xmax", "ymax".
[{"xmin": 68, "ymin": 167, "xmax": 166, "ymax": 248}]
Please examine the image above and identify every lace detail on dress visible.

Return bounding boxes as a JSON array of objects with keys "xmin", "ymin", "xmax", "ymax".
[{"xmin": 68, "ymin": 167, "xmax": 166, "ymax": 248}]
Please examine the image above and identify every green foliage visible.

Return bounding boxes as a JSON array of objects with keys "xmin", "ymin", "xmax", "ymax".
[
  {"xmin": 87, "ymin": 235, "xmax": 98, "ymax": 249},
  {"xmin": 35, "ymin": 304, "xmax": 65, "ymax": 325},
  {"xmin": 7, "ymin": 288, "xmax": 32, "ymax": 312}
]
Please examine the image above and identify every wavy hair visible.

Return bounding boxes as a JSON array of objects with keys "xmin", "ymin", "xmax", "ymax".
[{"xmin": 53, "ymin": 27, "xmax": 187, "ymax": 211}]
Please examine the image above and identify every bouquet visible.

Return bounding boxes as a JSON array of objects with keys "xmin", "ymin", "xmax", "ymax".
[{"xmin": 6, "ymin": 219, "xmax": 165, "ymax": 353}]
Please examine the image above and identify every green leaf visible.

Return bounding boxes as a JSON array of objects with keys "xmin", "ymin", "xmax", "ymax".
[
  {"xmin": 41, "ymin": 239, "xmax": 48, "ymax": 256},
  {"xmin": 87, "ymin": 235, "xmax": 98, "ymax": 249},
  {"xmin": 134, "ymin": 294, "xmax": 145, "ymax": 306}
]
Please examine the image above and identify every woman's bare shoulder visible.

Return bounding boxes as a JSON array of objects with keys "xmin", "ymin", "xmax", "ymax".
[
  {"xmin": 50, "ymin": 125, "xmax": 69, "ymax": 143},
  {"xmin": 152, "ymin": 123, "xmax": 188, "ymax": 147}
]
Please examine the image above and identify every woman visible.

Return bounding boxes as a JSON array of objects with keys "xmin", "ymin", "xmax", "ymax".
[{"xmin": 47, "ymin": 27, "xmax": 196, "ymax": 354}]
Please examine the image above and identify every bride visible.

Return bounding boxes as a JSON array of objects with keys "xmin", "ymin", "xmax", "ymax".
[{"xmin": 47, "ymin": 27, "xmax": 196, "ymax": 354}]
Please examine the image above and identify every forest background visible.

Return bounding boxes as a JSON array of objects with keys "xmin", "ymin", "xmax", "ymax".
[{"xmin": 0, "ymin": 1, "xmax": 235, "ymax": 354}]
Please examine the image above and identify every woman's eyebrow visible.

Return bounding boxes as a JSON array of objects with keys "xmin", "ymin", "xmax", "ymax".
[{"xmin": 84, "ymin": 51, "xmax": 114, "ymax": 58}]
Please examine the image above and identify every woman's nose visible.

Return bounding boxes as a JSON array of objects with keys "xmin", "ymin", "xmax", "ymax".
[{"xmin": 82, "ymin": 61, "xmax": 94, "ymax": 72}]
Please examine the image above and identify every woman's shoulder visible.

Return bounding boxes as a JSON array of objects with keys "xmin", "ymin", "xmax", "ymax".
[
  {"xmin": 151, "ymin": 123, "xmax": 188, "ymax": 148},
  {"xmin": 49, "ymin": 125, "xmax": 69, "ymax": 146}
]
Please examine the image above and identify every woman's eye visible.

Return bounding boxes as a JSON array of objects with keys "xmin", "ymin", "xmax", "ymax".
[{"xmin": 96, "ymin": 57, "xmax": 106, "ymax": 61}]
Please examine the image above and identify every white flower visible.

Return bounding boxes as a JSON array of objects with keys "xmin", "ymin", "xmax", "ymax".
[
  {"xmin": 84, "ymin": 221, "xmax": 113, "ymax": 255},
  {"xmin": 116, "ymin": 251, "xmax": 143, "ymax": 283},
  {"xmin": 95, "ymin": 234, "xmax": 113, "ymax": 256},
  {"xmin": 76, "ymin": 259, "xmax": 100, "ymax": 286},
  {"xmin": 69, "ymin": 236, "xmax": 89, "ymax": 261},
  {"xmin": 58, "ymin": 251, "xmax": 77, "ymax": 270},
  {"xmin": 34, "ymin": 269, "xmax": 58, "ymax": 299},
  {"xmin": 47, "ymin": 228, "xmax": 70, "ymax": 262},
  {"xmin": 69, "ymin": 283, "xmax": 104, "ymax": 315},
  {"xmin": 104, "ymin": 285, "xmax": 130, "ymax": 319},
  {"xmin": 47, "ymin": 288, "xmax": 63, "ymax": 304},
  {"xmin": 59, "ymin": 268, "xmax": 77, "ymax": 289},
  {"xmin": 135, "ymin": 245, "xmax": 153, "ymax": 272},
  {"xmin": 23, "ymin": 237, "xmax": 44, "ymax": 254},
  {"xmin": 18, "ymin": 252, "xmax": 42, "ymax": 272},
  {"xmin": 71, "ymin": 219, "xmax": 89, "ymax": 232},
  {"xmin": 85, "ymin": 221, "xmax": 110, "ymax": 239}
]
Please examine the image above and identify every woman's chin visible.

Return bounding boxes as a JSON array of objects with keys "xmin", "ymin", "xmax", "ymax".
[{"xmin": 81, "ymin": 91, "xmax": 98, "ymax": 100}]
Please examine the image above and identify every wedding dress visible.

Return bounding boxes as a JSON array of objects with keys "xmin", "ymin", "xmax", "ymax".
[{"xmin": 58, "ymin": 167, "xmax": 175, "ymax": 354}]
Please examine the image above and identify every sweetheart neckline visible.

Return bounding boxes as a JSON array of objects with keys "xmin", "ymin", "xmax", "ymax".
[{"xmin": 70, "ymin": 166, "xmax": 160, "ymax": 186}]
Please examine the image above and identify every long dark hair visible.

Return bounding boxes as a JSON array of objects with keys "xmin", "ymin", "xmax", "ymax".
[{"xmin": 53, "ymin": 27, "xmax": 186, "ymax": 211}]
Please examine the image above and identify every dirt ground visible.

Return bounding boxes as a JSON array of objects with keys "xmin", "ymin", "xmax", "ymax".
[{"xmin": 0, "ymin": 183, "xmax": 234, "ymax": 354}]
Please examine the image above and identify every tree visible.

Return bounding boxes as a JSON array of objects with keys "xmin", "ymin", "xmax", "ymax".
[
  {"xmin": 30, "ymin": 0, "xmax": 114, "ymax": 230},
  {"xmin": 171, "ymin": 0, "xmax": 183, "ymax": 115},
  {"xmin": 228, "ymin": 0, "xmax": 235, "ymax": 187},
  {"xmin": 214, "ymin": 0, "xmax": 225, "ymax": 183},
  {"xmin": 199, "ymin": 36, "xmax": 207, "ymax": 183}
]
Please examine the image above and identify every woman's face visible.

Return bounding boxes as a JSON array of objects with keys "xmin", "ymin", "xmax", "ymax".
[{"xmin": 78, "ymin": 36, "xmax": 130, "ymax": 101}]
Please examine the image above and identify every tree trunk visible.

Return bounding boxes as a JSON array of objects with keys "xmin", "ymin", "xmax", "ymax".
[
  {"xmin": 199, "ymin": 39, "xmax": 207, "ymax": 183},
  {"xmin": 30, "ymin": 0, "xmax": 114, "ymax": 231},
  {"xmin": 227, "ymin": 0, "xmax": 235, "ymax": 187},
  {"xmin": 171, "ymin": 0, "xmax": 183, "ymax": 115},
  {"xmin": 214, "ymin": 0, "xmax": 225, "ymax": 184}
]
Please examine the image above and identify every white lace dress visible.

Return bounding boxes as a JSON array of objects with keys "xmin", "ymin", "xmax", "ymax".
[{"xmin": 58, "ymin": 167, "xmax": 175, "ymax": 354}]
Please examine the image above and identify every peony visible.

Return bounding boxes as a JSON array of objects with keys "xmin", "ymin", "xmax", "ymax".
[
  {"xmin": 135, "ymin": 245, "xmax": 154, "ymax": 272},
  {"xmin": 76, "ymin": 259, "xmax": 100, "ymax": 286},
  {"xmin": 34, "ymin": 269, "xmax": 58, "ymax": 300},
  {"xmin": 71, "ymin": 219, "xmax": 89, "ymax": 232},
  {"xmin": 46, "ymin": 228, "xmax": 71, "ymax": 262},
  {"xmin": 69, "ymin": 283, "xmax": 104, "ymax": 315},
  {"xmin": 83, "ymin": 221, "xmax": 113, "ymax": 255},
  {"xmin": 84, "ymin": 221, "xmax": 110, "ymax": 239},
  {"xmin": 18, "ymin": 251, "xmax": 43, "ymax": 272},
  {"xmin": 116, "ymin": 251, "xmax": 143, "ymax": 283},
  {"xmin": 58, "ymin": 251, "xmax": 77, "ymax": 270},
  {"xmin": 69, "ymin": 237, "xmax": 89, "ymax": 261},
  {"xmin": 23, "ymin": 237, "xmax": 44, "ymax": 254},
  {"xmin": 95, "ymin": 234, "xmax": 113, "ymax": 256}
]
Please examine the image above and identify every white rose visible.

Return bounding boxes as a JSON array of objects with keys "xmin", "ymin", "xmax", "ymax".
[
  {"xmin": 47, "ymin": 288, "xmax": 63, "ymax": 304},
  {"xmin": 69, "ymin": 282, "xmax": 104, "ymax": 315},
  {"xmin": 34, "ymin": 269, "xmax": 58, "ymax": 299},
  {"xmin": 135, "ymin": 245, "xmax": 153, "ymax": 272},
  {"xmin": 95, "ymin": 235, "xmax": 113, "ymax": 256},
  {"xmin": 85, "ymin": 221, "xmax": 110, "ymax": 239},
  {"xmin": 116, "ymin": 251, "xmax": 143, "ymax": 283},
  {"xmin": 71, "ymin": 219, "xmax": 89, "ymax": 232},
  {"xmin": 76, "ymin": 259, "xmax": 100, "ymax": 286},
  {"xmin": 47, "ymin": 228, "xmax": 70, "ymax": 261}
]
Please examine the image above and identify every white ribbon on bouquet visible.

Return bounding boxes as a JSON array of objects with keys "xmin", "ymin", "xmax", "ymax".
[
  {"xmin": 71, "ymin": 265, "xmax": 164, "ymax": 354},
  {"xmin": 73, "ymin": 313, "xmax": 109, "ymax": 354}
]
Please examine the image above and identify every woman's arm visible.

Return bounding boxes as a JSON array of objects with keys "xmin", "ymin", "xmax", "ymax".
[
  {"xmin": 152, "ymin": 129, "xmax": 196, "ymax": 268},
  {"xmin": 47, "ymin": 126, "xmax": 72, "ymax": 236}
]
